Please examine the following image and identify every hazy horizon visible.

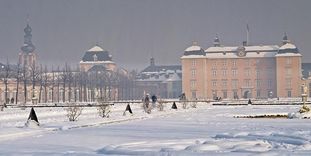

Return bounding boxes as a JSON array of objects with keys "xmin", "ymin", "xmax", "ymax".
[{"xmin": 0, "ymin": 0, "xmax": 311, "ymax": 71}]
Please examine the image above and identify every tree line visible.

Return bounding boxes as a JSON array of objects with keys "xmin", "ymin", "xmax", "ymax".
[{"xmin": 0, "ymin": 61, "xmax": 138, "ymax": 106}]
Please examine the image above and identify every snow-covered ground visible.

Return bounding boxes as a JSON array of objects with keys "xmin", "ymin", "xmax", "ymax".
[{"xmin": 0, "ymin": 102, "xmax": 311, "ymax": 155}]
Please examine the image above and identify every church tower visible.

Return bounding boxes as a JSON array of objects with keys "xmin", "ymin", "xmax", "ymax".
[{"xmin": 18, "ymin": 22, "xmax": 37, "ymax": 68}]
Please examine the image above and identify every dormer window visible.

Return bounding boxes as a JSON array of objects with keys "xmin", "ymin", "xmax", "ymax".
[{"xmin": 93, "ymin": 54, "xmax": 98, "ymax": 61}]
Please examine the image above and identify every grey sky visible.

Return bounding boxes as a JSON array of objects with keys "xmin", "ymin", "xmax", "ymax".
[{"xmin": 0, "ymin": 0, "xmax": 311, "ymax": 70}]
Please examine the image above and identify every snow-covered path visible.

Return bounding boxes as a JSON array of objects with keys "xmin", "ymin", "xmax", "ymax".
[{"xmin": 0, "ymin": 103, "xmax": 311, "ymax": 155}]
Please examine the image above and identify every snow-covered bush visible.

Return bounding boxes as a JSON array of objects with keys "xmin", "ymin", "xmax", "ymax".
[
  {"xmin": 182, "ymin": 101, "xmax": 187, "ymax": 109},
  {"xmin": 191, "ymin": 101, "xmax": 197, "ymax": 108},
  {"xmin": 157, "ymin": 100, "xmax": 164, "ymax": 111},
  {"xmin": 65, "ymin": 103, "xmax": 83, "ymax": 121},
  {"xmin": 98, "ymin": 104, "xmax": 111, "ymax": 118}
]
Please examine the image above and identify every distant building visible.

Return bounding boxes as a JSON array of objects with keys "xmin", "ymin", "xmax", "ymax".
[
  {"xmin": 302, "ymin": 63, "xmax": 311, "ymax": 79},
  {"xmin": 301, "ymin": 63, "xmax": 311, "ymax": 97},
  {"xmin": 18, "ymin": 23, "xmax": 37, "ymax": 68},
  {"xmin": 135, "ymin": 58, "xmax": 182, "ymax": 99},
  {"xmin": 181, "ymin": 34, "xmax": 302, "ymax": 99},
  {"xmin": 0, "ymin": 23, "xmax": 133, "ymax": 104},
  {"xmin": 79, "ymin": 45, "xmax": 116, "ymax": 72},
  {"xmin": 0, "ymin": 23, "xmax": 38, "ymax": 104}
]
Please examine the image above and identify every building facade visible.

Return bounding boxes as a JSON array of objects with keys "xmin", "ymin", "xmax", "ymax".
[
  {"xmin": 135, "ymin": 58, "xmax": 182, "ymax": 99},
  {"xmin": 181, "ymin": 35, "xmax": 302, "ymax": 100}
]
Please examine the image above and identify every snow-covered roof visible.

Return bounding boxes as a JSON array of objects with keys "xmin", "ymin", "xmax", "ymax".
[
  {"xmin": 205, "ymin": 46, "xmax": 237, "ymax": 52},
  {"xmin": 279, "ymin": 43, "xmax": 297, "ymax": 50},
  {"xmin": 205, "ymin": 45, "xmax": 279, "ymax": 53},
  {"xmin": 275, "ymin": 53, "xmax": 302, "ymax": 57},
  {"xmin": 87, "ymin": 45, "xmax": 105, "ymax": 52},
  {"xmin": 79, "ymin": 60, "xmax": 115, "ymax": 64},
  {"xmin": 245, "ymin": 45, "xmax": 279, "ymax": 51},
  {"xmin": 181, "ymin": 55, "xmax": 206, "ymax": 59},
  {"xmin": 166, "ymin": 73, "xmax": 181, "ymax": 82},
  {"xmin": 185, "ymin": 45, "xmax": 202, "ymax": 52},
  {"xmin": 205, "ymin": 51, "xmax": 277, "ymax": 58}
]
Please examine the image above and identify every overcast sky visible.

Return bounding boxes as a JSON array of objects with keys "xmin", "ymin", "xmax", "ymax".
[{"xmin": 0, "ymin": 0, "xmax": 311, "ymax": 70}]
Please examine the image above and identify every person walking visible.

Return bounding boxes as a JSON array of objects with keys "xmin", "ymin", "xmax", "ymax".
[
  {"xmin": 143, "ymin": 94, "xmax": 151, "ymax": 114},
  {"xmin": 151, "ymin": 94, "xmax": 157, "ymax": 108}
]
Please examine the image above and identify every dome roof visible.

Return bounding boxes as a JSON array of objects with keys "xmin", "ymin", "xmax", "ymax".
[
  {"xmin": 82, "ymin": 45, "xmax": 112, "ymax": 62},
  {"xmin": 184, "ymin": 42, "xmax": 205, "ymax": 56},
  {"xmin": 87, "ymin": 45, "xmax": 105, "ymax": 52},
  {"xmin": 279, "ymin": 43, "xmax": 299, "ymax": 53},
  {"xmin": 185, "ymin": 45, "xmax": 202, "ymax": 52},
  {"xmin": 279, "ymin": 43, "xmax": 296, "ymax": 50}
]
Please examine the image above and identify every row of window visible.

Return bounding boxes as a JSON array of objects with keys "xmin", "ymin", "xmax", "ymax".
[
  {"xmin": 191, "ymin": 68, "xmax": 292, "ymax": 78},
  {"xmin": 210, "ymin": 79, "xmax": 274, "ymax": 88},
  {"xmin": 191, "ymin": 58, "xmax": 292, "ymax": 67},
  {"xmin": 210, "ymin": 90, "xmax": 292, "ymax": 98},
  {"xmin": 190, "ymin": 79, "xmax": 292, "ymax": 90}
]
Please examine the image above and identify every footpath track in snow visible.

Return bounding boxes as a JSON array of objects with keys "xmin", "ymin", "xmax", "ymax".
[
  {"xmin": 0, "ymin": 101, "xmax": 196, "ymax": 142},
  {"xmin": 1, "ymin": 103, "xmax": 311, "ymax": 155}
]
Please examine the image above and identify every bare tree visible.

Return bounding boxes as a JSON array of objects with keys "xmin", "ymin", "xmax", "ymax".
[
  {"xmin": 73, "ymin": 66, "xmax": 79, "ymax": 102},
  {"xmin": 38, "ymin": 64, "xmax": 43, "ymax": 103},
  {"xmin": 157, "ymin": 99, "xmax": 164, "ymax": 111},
  {"xmin": 14, "ymin": 63, "xmax": 23, "ymax": 104},
  {"xmin": 42, "ymin": 65, "xmax": 49, "ymax": 103},
  {"xmin": 51, "ymin": 66, "xmax": 55, "ymax": 103},
  {"xmin": 97, "ymin": 98, "xmax": 111, "ymax": 118},
  {"xmin": 57, "ymin": 66, "xmax": 60, "ymax": 103},
  {"xmin": 65, "ymin": 103, "xmax": 83, "ymax": 121},
  {"xmin": 4, "ymin": 60, "xmax": 10, "ymax": 105},
  {"xmin": 60, "ymin": 64, "xmax": 68, "ymax": 102},
  {"xmin": 22, "ymin": 64, "xmax": 28, "ymax": 104},
  {"xmin": 81, "ymin": 71, "xmax": 88, "ymax": 102},
  {"xmin": 67, "ymin": 66, "xmax": 73, "ymax": 102},
  {"xmin": 30, "ymin": 63, "xmax": 39, "ymax": 99},
  {"xmin": 0, "ymin": 60, "xmax": 10, "ymax": 109}
]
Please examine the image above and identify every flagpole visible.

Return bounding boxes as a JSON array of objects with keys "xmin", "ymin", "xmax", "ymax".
[{"xmin": 246, "ymin": 24, "xmax": 249, "ymax": 46}]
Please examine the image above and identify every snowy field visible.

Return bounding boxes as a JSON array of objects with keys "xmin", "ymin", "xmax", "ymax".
[{"xmin": 0, "ymin": 102, "xmax": 311, "ymax": 155}]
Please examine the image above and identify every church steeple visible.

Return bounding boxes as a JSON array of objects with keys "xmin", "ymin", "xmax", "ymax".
[
  {"xmin": 21, "ymin": 22, "xmax": 35, "ymax": 53},
  {"xmin": 19, "ymin": 19, "xmax": 37, "ymax": 68}
]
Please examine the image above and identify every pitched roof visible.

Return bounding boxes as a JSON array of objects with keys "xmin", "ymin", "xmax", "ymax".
[
  {"xmin": 141, "ymin": 65, "xmax": 181, "ymax": 73},
  {"xmin": 205, "ymin": 45, "xmax": 279, "ymax": 53}
]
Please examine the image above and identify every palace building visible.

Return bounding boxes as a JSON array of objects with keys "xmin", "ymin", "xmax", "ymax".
[
  {"xmin": 181, "ymin": 34, "xmax": 302, "ymax": 100},
  {"xmin": 135, "ymin": 58, "xmax": 182, "ymax": 99},
  {"xmin": 79, "ymin": 45, "xmax": 116, "ymax": 72}
]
